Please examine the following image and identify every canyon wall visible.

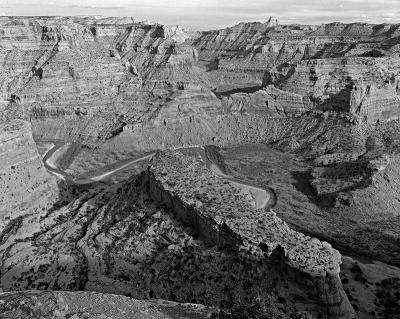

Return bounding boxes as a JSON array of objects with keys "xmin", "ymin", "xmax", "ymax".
[
  {"xmin": 2, "ymin": 17, "xmax": 400, "ymax": 148},
  {"xmin": 0, "ymin": 120, "xmax": 57, "ymax": 229},
  {"xmin": 263, "ymin": 57, "xmax": 400, "ymax": 121},
  {"xmin": 0, "ymin": 17, "xmax": 208, "ymax": 146}
]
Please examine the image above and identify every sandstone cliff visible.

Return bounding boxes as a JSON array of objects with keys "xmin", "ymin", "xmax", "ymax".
[
  {"xmin": 0, "ymin": 17, "xmax": 207, "ymax": 146},
  {"xmin": 3, "ymin": 17, "xmax": 400, "ymax": 148},
  {"xmin": 0, "ymin": 120, "xmax": 57, "ymax": 229},
  {"xmin": 148, "ymin": 150, "xmax": 354, "ymax": 318}
]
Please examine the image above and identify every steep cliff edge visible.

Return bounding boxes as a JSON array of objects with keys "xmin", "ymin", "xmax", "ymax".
[
  {"xmin": 0, "ymin": 149, "xmax": 353, "ymax": 318},
  {"xmin": 147, "ymin": 150, "xmax": 354, "ymax": 318},
  {"xmin": 263, "ymin": 57, "xmax": 400, "ymax": 122},
  {"xmin": 0, "ymin": 120, "xmax": 57, "ymax": 229}
]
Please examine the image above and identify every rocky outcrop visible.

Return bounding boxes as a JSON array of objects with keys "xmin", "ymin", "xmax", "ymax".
[
  {"xmin": 147, "ymin": 150, "xmax": 354, "ymax": 318},
  {"xmin": 0, "ymin": 17, "xmax": 206, "ymax": 146},
  {"xmin": 221, "ymin": 85, "xmax": 314, "ymax": 115},
  {"xmin": 0, "ymin": 167, "xmax": 299, "ymax": 314},
  {"xmin": 0, "ymin": 120, "xmax": 57, "ymax": 229},
  {"xmin": 264, "ymin": 57, "xmax": 400, "ymax": 121},
  {"xmin": 0, "ymin": 290, "xmax": 216, "ymax": 319},
  {"xmin": 0, "ymin": 149, "xmax": 352, "ymax": 317}
]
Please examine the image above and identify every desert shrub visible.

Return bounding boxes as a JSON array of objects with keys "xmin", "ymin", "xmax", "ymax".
[{"xmin": 211, "ymin": 294, "xmax": 313, "ymax": 319}]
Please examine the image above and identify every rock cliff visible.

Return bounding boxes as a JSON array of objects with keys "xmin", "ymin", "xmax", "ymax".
[
  {"xmin": 3, "ymin": 17, "xmax": 400, "ymax": 148},
  {"xmin": 2, "ymin": 16, "xmax": 400, "ymax": 319},
  {"xmin": 0, "ymin": 150, "xmax": 354, "ymax": 318},
  {"xmin": 0, "ymin": 120, "xmax": 57, "ymax": 229},
  {"xmin": 0, "ymin": 17, "xmax": 206, "ymax": 146},
  {"xmin": 263, "ymin": 57, "xmax": 400, "ymax": 121},
  {"xmin": 148, "ymin": 150, "xmax": 354, "ymax": 318}
]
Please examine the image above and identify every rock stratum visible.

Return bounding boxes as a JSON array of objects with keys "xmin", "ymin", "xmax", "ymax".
[
  {"xmin": 1, "ymin": 15, "xmax": 400, "ymax": 319},
  {"xmin": 2, "ymin": 16, "xmax": 400, "ymax": 148},
  {"xmin": 0, "ymin": 120, "xmax": 57, "ymax": 228}
]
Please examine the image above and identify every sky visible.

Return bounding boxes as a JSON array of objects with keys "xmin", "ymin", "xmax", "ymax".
[{"xmin": 0, "ymin": 0, "xmax": 399, "ymax": 30}]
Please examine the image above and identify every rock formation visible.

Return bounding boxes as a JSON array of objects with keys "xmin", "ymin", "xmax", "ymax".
[
  {"xmin": 148, "ymin": 150, "xmax": 354, "ymax": 317},
  {"xmin": 0, "ymin": 148, "xmax": 354, "ymax": 318},
  {"xmin": 0, "ymin": 120, "xmax": 57, "ymax": 229},
  {"xmin": 0, "ymin": 17, "xmax": 206, "ymax": 146},
  {"xmin": 0, "ymin": 290, "xmax": 216, "ymax": 318},
  {"xmin": 2, "ymin": 15, "xmax": 400, "ymax": 319},
  {"xmin": 3, "ymin": 17, "xmax": 400, "ymax": 148}
]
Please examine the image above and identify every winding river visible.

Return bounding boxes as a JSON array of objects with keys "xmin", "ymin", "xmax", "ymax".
[{"xmin": 41, "ymin": 142, "xmax": 275, "ymax": 209}]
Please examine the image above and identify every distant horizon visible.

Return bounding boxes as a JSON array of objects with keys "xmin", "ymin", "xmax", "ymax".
[
  {"xmin": 0, "ymin": 0, "xmax": 399, "ymax": 31},
  {"xmin": 2, "ymin": 14, "xmax": 400, "ymax": 32}
]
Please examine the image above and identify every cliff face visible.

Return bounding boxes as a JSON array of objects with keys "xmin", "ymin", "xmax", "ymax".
[
  {"xmin": 263, "ymin": 57, "xmax": 400, "ymax": 121},
  {"xmin": 190, "ymin": 21, "xmax": 400, "ymax": 85},
  {"xmin": 0, "ymin": 120, "xmax": 57, "ymax": 228},
  {"xmin": 0, "ymin": 17, "xmax": 206, "ymax": 146},
  {"xmin": 3, "ymin": 17, "xmax": 400, "ymax": 148},
  {"xmin": 0, "ymin": 149, "xmax": 353, "ymax": 318},
  {"xmin": 147, "ymin": 150, "xmax": 354, "ymax": 318}
]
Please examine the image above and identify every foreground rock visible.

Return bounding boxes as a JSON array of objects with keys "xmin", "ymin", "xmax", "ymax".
[
  {"xmin": 0, "ymin": 290, "xmax": 215, "ymax": 319},
  {"xmin": 0, "ymin": 148, "xmax": 351, "ymax": 318},
  {"xmin": 148, "ymin": 150, "xmax": 354, "ymax": 318}
]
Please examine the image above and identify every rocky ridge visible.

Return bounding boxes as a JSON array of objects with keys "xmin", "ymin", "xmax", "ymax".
[
  {"xmin": 0, "ymin": 137, "xmax": 353, "ymax": 317},
  {"xmin": 147, "ymin": 150, "xmax": 353, "ymax": 317},
  {"xmin": 0, "ymin": 290, "xmax": 215, "ymax": 319},
  {"xmin": 149, "ymin": 150, "xmax": 341, "ymax": 277}
]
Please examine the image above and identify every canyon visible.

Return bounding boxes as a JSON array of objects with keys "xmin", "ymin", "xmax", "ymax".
[{"xmin": 0, "ymin": 16, "xmax": 400, "ymax": 318}]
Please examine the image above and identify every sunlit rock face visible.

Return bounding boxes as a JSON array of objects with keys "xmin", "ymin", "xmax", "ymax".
[
  {"xmin": 0, "ymin": 17, "xmax": 205, "ymax": 146},
  {"xmin": 2, "ymin": 17, "xmax": 400, "ymax": 148},
  {"xmin": 263, "ymin": 57, "xmax": 400, "ymax": 120}
]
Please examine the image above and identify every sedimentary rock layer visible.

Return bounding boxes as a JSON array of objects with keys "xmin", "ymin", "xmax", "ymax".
[
  {"xmin": 0, "ymin": 120, "xmax": 57, "ymax": 228},
  {"xmin": 263, "ymin": 57, "xmax": 400, "ymax": 122},
  {"xmin": 3, "ymin": 17, "xmax": 400, "ymax": 147},
  {"xmin": 0, "ymin": 17, "xmax": 207, "ymax": 145}
]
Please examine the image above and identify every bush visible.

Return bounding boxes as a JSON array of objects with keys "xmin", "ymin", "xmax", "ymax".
[{"xmin": 211, "ymin": 294, "xmax": 313, "ymax": 319}]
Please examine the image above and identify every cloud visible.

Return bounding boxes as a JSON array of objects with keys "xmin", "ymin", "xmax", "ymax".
[{"xmin": 70, "ymin": 4, "xmax": 126, "ymax": 9}]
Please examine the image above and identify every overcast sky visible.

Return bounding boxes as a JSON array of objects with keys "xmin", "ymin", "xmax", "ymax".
[{"xmin": 0, "ymin": 0, "xmax": 399, "ymax": 30}]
